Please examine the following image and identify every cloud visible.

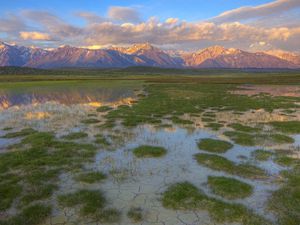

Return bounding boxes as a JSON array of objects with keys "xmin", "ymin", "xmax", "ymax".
[
  {"xmin": 108, "ymin": 6, "xmax": 141, "ymax": 23},
  {"xmin": 22, "ymin": 10, "xmax": 81, "ymax": 38},
  {"xmin": 0, "ymin": 8, "xmax": 299, "ymax": 52},
  {"xmin": 0, "ymin": 13, "xmax": 27, "ymax": 34},
  {"xmin": 20, "ymin": 31, "xmax": 51, "ymax": 40},
  {"xmin": 212, "ymin": 0, "xmax": 300, "ymax": 23},
  {"xmin": 76, "ymin": 12, "xmax": 104, "ymax": 24}
]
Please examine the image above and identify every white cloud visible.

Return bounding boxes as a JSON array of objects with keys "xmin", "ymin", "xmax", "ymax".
[
  {"xmin": 108, "ymin": 6, "xmax": 141, "ymax": 23},
  {"xmin": 212, "ymin": 0, "xmax": 300, "ymax": 23}
]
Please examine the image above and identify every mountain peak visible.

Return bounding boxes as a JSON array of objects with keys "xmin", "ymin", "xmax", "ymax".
[
  {"xmin": 132, "ymin": 43, "xmax": 155, "ymax": 50},
  {"xmin": 127, "ymin": 43, "xmax": 158, "ymax": 53},
  {"xmin": 200, "ymin": 45, "xmax": 227, "ymax": 54}
]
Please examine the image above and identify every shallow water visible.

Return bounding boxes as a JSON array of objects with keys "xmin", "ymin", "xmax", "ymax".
[
  {"xmin": 0, "ymin": 82, "xmax": 299, "ymax": 225},
  {"xmin": 0, "ymin": 81, "xmax": 137, "ymax": 109}
]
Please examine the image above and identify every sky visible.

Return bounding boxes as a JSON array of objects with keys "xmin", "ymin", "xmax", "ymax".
[{"xmin": 0, "ymin": 0, "xmax": 299, "ymax": 52}]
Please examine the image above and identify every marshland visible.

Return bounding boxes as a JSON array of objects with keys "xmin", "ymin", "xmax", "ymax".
[{"xmin": 0, "ymin": 68, "xmax": 300, "ymax": 225}]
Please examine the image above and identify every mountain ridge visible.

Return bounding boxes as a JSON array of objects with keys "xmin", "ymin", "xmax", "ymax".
[{"xmin": 0, "ymin": 42, "xmax": 299, "ymax": 69}]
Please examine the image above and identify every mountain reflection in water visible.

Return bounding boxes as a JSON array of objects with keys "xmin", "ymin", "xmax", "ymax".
[{"xmin": 0, "ymin": 85, "xmax": 136, "ymax": 110}]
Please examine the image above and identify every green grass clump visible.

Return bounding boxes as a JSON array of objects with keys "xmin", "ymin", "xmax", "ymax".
[
  {"xmin": 223, "ymin": 131, "xmax": 255, "ymax": 146},
  {"xmin": 202, "ymin": 117, "xmax": 215, "ymax": 122},
  {"xmin": 75, "ymin": 172, "xmax": 107, "ymax": 184},
  {"xmin": 274, "ymin": 155, "xmax": 300, "ymax": 167},
  {"xmin": 205, "ymin": 122, "xmax": 223, "ymax": 131},
  {"xmin": 268, "ymin": 168, "xmax": 300, "ymax": 225},
  {"xmin": 133, "ymin": 145, "xmax": 167, "ymax": 158},
  {"xmin": 198, "ymin": 138, "xmax": 233, "ymax": 153},
  {"xmin": 97, "ymin": 106, "xmax": 113, "ymax": 112},
  {"xmin": 207, "ymin": 176, "xmax": 253, "ymax": 199},
  {"xmin": 95, "ymin": 208, "xmax": 120, "ymax": 223},
  {"xmin": 270, "ymin": 134, "xmax": 294, "ymax": 144},
  {"xmin": 62, "ymin": 132, "xmax": 88, "ymax": 140},
  {"xmin": 2, "ymin": 128, "xmax": 36, "ymax": 138},
  {"xmin": 224, "ymin": 131, "xmax": 294, "ymax": 146},
  {"xmin": 58, "ymin": 190, "xmax": 106, "ymax": 215},
  {"xmin": 19, "ymin": 184, "xmax": 57, "ymax": 207},
  {"xmin": 127, "ymin": 207, "xmax": 143, "ymax": 222},
  {"xmin": 194, "ymin": 153, "xmax": 267, "ymax": 179},
  {"xmin": 58, "ymin": 189, "xmax": 120, "ymax": 222},
  {"xmin": 0, "ymin": 203, "xmax": 51, "ymax": 225},
  {"xmin": 81, "ymin": 118, "xmax": 100, "ymax": 124},
  {"xmin": 270, "ymin": 121, "xmax": 300, "ymax": 134},
  {"xmin": 162, "ymin": 182, "xmax": 270, "ymax": 225},
  {"xmin": 0, "ymin": 131, "xmax": 98, "ymax": 221},
  {"xmin": 171, "ymin": 116, "xmax": 193, "ymax": 125},
  {"xmin": 229, "ymin": 123, "xmax": 260, "ymax": 133},
  {"xmin": 251, "ymin": 150, "xmax": 273, "ymax": 161},
  {"xmin": 0, "ymin": 183, "xmax": 22, "ymax": 210},
  {"xmin": 95, "ymin": 134, "xmax": 110, "ymax": 146},
  {"xmin": 2, "ymin": 127, "xmax": 13, "ymax": 131}
]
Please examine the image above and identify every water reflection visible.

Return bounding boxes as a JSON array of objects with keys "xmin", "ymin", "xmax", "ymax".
[{"xmin": 0, "ymin": 84, "xmax": 136, "ymax": 110}]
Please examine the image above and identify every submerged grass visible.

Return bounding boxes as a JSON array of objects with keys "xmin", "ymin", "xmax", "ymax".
[
  {"xmin": 194, "ymin": 153, "xmax": 267, "ymax": 179},
  {"xmin": 162, "ymin": 182, "xmax": 270, "ymax": 225},
  {"xmin": 198, "ymin": 138, "xmax": 233, "ymax": 153},
  {"xmin": 133, "ymin": 145, "xmax": 167, "ymax": 158},
  {"xmin": 207, "ymin": 176, "xmax": 253, "ymax": 199}
]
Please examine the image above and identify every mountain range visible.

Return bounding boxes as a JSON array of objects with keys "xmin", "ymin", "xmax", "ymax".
[{"xmin": 0, "ymin": 42, "xmax": 299, "ymax": 69}]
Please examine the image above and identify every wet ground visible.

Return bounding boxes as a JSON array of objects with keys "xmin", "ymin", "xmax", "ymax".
[{"xmin": 0, "ymin": 81, "xmax": 299, "ymax": 225}]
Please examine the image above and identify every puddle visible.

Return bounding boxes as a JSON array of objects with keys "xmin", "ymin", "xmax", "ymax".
[{"xmin": 231, "ymin": 85, "xmax": 300, "ymax": 97}]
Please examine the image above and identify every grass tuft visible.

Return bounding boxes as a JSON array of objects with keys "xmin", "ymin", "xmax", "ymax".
[
  {"xmin": 75, "ymin": 171, "xmax": 107, "ymax": 184},
  {"xmin": 269, "ymin": 121, "xmax": 300, "ymax": 134},
  {"xmin": 251, "ymin": 149, "xmax": 273, "ymax": 161},
  {"xmin": 2, "ymin": 128, "xmax": 36, "ymax": 138},
  {"xmin": 198, "ymin": 138, "xmax": 233, "ymax": 153},
  {"xmin": 0, "ymin": 204, "xmax": 51, "ymax": 225},
  {"xmin": 162, "ymin": 182, "xmax": 270, "ymax": 225},
  {"xmin": 127, "ymin": 207, "xmax": 143, "ymax": 222},
  {"xmin": 194, "ymin": 153, "xmax": 267, "ymax": 179},
  {"xmin": 208, "ymin": 176, "xmax": 253, "ymax": 199},
  {"xmin": 133, "ymin": 145, "xmax": 167, "ymax": 158}
]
